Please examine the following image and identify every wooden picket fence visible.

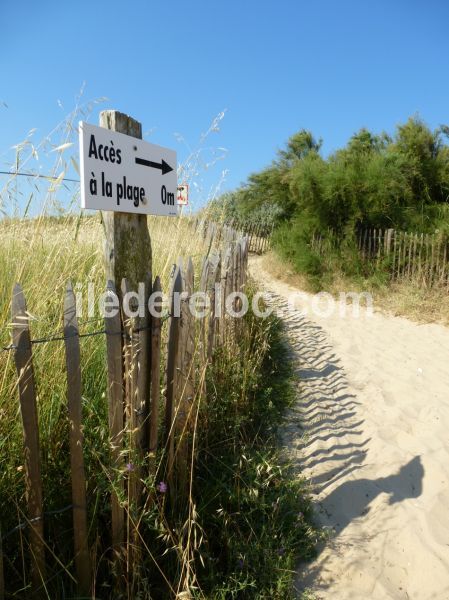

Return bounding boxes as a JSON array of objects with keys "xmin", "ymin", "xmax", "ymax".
[
  {"xmin": 311, "ymin": 227, "xmax": 449, "ymax": 288},
  {"xmin": 357, "ymin": 227, "xmax": 449, "ymax": 287},
  {"xmin": 1, "ymin": 225, "xmax": 249, "ymax": 598},
  {"xmin": 196, "ymin": 219, "xmax": 273, "ymax": 255},
  {"xmin": 230, "ymin": 220, "xmax": 273, "ymax": 254}
]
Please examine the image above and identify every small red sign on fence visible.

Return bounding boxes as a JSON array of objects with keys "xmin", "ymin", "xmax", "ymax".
[{"xmin": 177, "ymin": 183, "xmax": 189, "ymax": 206}]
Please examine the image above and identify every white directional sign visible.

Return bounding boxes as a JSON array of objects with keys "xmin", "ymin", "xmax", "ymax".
[
  {"xmin": 79, "ymin": 121, "xmax": 177, "ymax": 216},
  {"xmin": 177, "ymin": 183, "xmax": 189, "ymax": 206}
]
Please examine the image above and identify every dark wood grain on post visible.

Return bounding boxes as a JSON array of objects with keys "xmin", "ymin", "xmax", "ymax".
[
  {"xmin": 104, "ymin": 280, "xmax": 125, "ymax": 555},
  {"xmin": 64, "ymin": 282, "xmax": 91, "ymax": 596},
  {"xmin": 11, "ymin": 284, "xmax": 46, "ymax": 594}
]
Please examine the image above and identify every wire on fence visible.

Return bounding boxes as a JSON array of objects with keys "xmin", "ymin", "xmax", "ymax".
[
  {"xmin": 1, "ymin": 504, "xmax": 75, "ymax": 542},
  {"xmin": 0, "ymin": 314, "xmax": 172, "ymax": 354}
]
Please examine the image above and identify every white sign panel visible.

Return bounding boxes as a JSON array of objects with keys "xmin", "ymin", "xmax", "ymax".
[
  {"xmin": 79, "ymin": 121, "xmax": 177, "ymax": 216},
  {"xmin": 177, "ymin": 183, "xmax": 189, "ymax": 206}
]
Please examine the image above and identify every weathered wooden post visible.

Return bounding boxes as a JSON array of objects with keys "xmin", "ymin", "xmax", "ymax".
[
  {"xmin": 99, "ymin": 111, "xmax": 152, "ymax": 584},
  {"xmin": 207, "ymin": 255, "xmax": 222, "ymax": 360},
  {"xmin": 63, "ymin": 282, "xmax": 91, "ymax": 596},
  {"xmin": 148, "ymin": 276, "xmax": 162, "ymax": 473},
  {"xmin": 79, "ymin": 109, "xmax": 176, "ymax": 591},
  {"xmin": 100, "ymin": 111, "xmax": 152, "ymax": 430},
  {"xmin": 11, "ymin": 284, "xmax": 46, "ymax": 595},
  {"xmin": 175, "ymin": 257, "xmax": 195, "ymax": 502},
  {"xmin": 165, "ymin": 265, "xmax": 183, "ymax": 495},
  {"xmin": 104, "ymin": 280, "xmax": 125, "ymax": 561}
]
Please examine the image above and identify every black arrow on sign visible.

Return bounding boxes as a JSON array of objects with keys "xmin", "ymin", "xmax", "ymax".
[{"xmin": 135, "ymin": 157, "xmax": 173, "ymax": 175}]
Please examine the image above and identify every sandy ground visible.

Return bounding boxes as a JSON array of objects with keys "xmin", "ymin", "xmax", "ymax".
[{"xmin": 250, "ymin": 255, "xmax": 449, "ymax": 600}]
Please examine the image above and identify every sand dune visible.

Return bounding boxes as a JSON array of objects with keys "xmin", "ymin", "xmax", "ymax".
[{"xmin": 250, "ymin": 256, "xmax": 449, "ymax": 600}]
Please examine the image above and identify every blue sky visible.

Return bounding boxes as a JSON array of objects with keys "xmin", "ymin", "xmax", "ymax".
[{"xmin": 1, "ymin": 0, "xmax": 449, "ymax": 213}]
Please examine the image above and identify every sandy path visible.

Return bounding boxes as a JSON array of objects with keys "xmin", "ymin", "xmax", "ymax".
[{"xmin": 250, "ymin": 256, "xmax": 449, "ymax": 600}]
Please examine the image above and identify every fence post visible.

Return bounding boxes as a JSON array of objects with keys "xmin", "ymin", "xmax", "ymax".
[
  {"xmin": 222, "ymin": 246, "xmax": 233, "ymax": 343},
  {"xmin": 165, "ymin": 265, "xmax": 183, "ymax": 493},
  {"xmin": 175, "ymin": 258, "xmax": 195, "ymax": 502},
  {"xmin": 120, "ymin": 277, "xmax": 143, "ymax": 577},
  {"xmin": 208, "ymin": 255, "xmax": 222, "ymax": 361},
  {"xmin": 440, "ymin": 242, "xmax": 447, "ymax": 285},
  {"xmin": 148, "ymin": 276, "xmax": 162, "ymax": 473},
  {"xmin": 100, "ymin": 110, "xmax": 151, "ymax": 451},
  {"xmin": 199, "ymin": 257, "xmax": 211, "ymax": 359},
  {"xmin": 391, "ymin": 230, "xmax": 397, "ymax": 279},
  {"xmin": 11, "ymin": 284, "xmax": 46, "ymax": 595},
  {"xmin": 104, "ymin": 280, "xmax": 125, "ymax": 560},
  {"xmin": 184, "ymin": 258, "xmax": 196, "ymax": 411},
  {"xmin": 100, "ymin": 112, "xmax": 151, "ymax": 589},
  {"xmin": 63, "ymin": 282, "xmax": 91, "ymax": 596}
]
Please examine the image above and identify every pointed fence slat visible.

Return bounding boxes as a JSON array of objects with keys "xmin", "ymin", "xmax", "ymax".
[
  {"xmin": 176, "ymin": 258, "xmax": 195, "ymax": 502},
  {"xmin": 64, "ymin": 282, "xmax": 91, "ymax": 596},
  {"xmin": 120, "ymin": 278, "xmax": 143, "ymax": 574},
  {"xmin": 207, "ymin": 256, "xmax": 222, "ymax": 361},
  {"xmin": 199, "ymin": 257, "xmax": 212, "ymax": 359},
  {"xmin": 222, "ymin": 246, "xmax": 234, "ymax": 343},
  {"xmin": 104, "ymin": 280, "xmax": 125, "ymax": 556},
  {"xmin": 148, "ymin": 276, "xmax": 162, "ymax": 471},
  {"xmin": 184, "ymin": 258, "xmax": 196, "ymax": 411},
  {"xmin": 165, "ymin": 265, "xmax": 183, "ymax": 486},
  {"xmin": 11, "ymin": 284, "xmax": 46, "ymax": 594}
]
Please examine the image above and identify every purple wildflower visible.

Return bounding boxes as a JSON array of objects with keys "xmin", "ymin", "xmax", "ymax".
[
  {"xmin": 157, "ymin": 481, "xmax": 168, "ymax": 493},
  {"xmin": 126, "ymin": 462, "xmax": 135, "ymax": 472}
]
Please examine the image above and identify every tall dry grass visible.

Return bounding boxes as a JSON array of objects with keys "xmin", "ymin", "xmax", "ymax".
[
  {"xmin": 0, "ymin": 214, "xmax": 212, "ymax": 596},
  {"xmin": 0, "ymin": 101, "xmax": 319, "ymax": 599}
]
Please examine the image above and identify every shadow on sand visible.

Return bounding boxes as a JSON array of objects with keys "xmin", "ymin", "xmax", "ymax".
[{"xmin": 265, "ymin": 292, "xmax": 425, "ymax": 595}]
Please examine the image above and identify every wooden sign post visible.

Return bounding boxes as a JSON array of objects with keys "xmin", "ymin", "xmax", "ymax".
[
  {"xmin": 78, "ymin": 109, "xmax": 177, "ymax": 581},
  {"xmin": 99, "ymin": 111, "xmax": 152, "ymax": 578}
]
